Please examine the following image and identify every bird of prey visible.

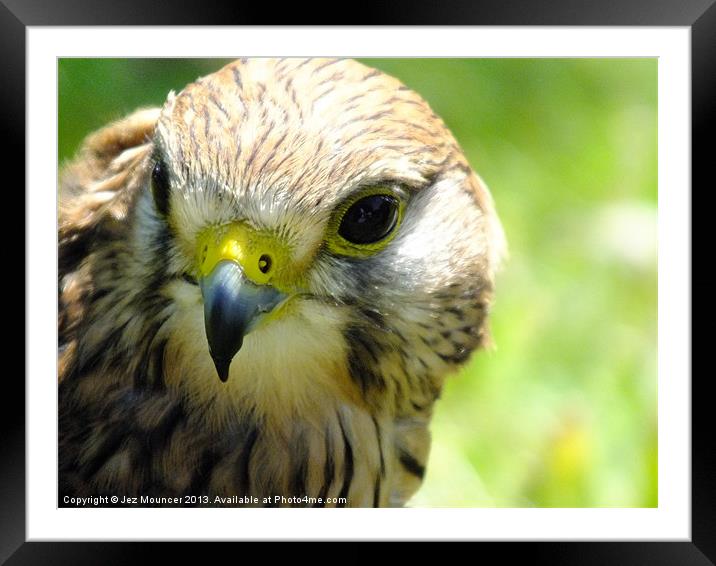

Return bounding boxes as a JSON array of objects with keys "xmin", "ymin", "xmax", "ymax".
[{"xmin": 58, "ymin": 58, "xmax": 505, "ymax": 507}]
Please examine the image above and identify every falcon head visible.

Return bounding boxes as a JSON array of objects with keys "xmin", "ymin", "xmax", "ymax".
[{"xmin": 60, "ymin": 57, "xmax": 504, "ymax": 429}]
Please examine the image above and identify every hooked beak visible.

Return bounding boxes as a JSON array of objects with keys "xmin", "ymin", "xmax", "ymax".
[{"xmin": 200, "ymin": 260, "xmax": 286, "ymax": 382}]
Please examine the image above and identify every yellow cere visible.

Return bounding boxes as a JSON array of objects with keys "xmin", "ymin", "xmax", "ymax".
[{"xmin": 196, "ymin": 222, "xmax": 295, "ymax": 289}]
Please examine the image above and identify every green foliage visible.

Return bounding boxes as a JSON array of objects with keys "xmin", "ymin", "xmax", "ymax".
[{"xmin": 59, "ymin": 58, "xmax": 657, "ymax": 507}]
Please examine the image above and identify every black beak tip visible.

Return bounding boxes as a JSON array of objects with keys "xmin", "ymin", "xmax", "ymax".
[
  {"xmin": 212, "ymin": 357, "xmax": 232, "ymax": 383},
  {"xmin": 202, "ymin": 260, "xmax": 285, "ymax": 385}
]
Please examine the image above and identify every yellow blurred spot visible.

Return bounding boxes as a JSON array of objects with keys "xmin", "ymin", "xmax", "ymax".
[{"xmin": 549, "ymin": 419, "xmax": 592, "ymax": 483}]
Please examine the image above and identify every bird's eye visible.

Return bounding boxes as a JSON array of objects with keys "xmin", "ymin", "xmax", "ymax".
[
  {"xmin": 338, "ymin": 194, "xmax": 399, "ymax": 245},
  {"xmin": 327, "ymin": 189, "xmax": 404, "ymax": 256},
  {"xmin": 151, "ymin": 159, "xmax": 171, "ymax": 215}
]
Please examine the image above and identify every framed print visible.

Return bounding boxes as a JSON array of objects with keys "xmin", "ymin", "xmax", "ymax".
[{"xmin": 7, "ymin": 0, "xmax": 709, "ymax": 563}]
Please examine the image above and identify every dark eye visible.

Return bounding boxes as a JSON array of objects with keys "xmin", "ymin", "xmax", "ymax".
[
  {"xmin": 151, "ymin": 159, "xmax": 170, "ymax": 215},
  {"xmin": 338, "ymin": 194, "xmax": 400, "ymax": 245}
]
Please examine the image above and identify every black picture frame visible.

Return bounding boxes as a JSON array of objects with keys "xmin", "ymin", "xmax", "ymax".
[{"xmin": 6, "ymin": 1, "xmax": 708, "ymax": 562}]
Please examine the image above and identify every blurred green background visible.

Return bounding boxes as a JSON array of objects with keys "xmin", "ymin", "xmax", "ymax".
[{"xmin": 58, "ymin": 58, "xmax": 657, "ymax": 508}]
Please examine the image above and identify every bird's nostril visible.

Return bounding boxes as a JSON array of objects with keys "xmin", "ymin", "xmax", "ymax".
[{"xmin": 258, "ymin": 254, "xmax": 272, "ymax": 274}]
